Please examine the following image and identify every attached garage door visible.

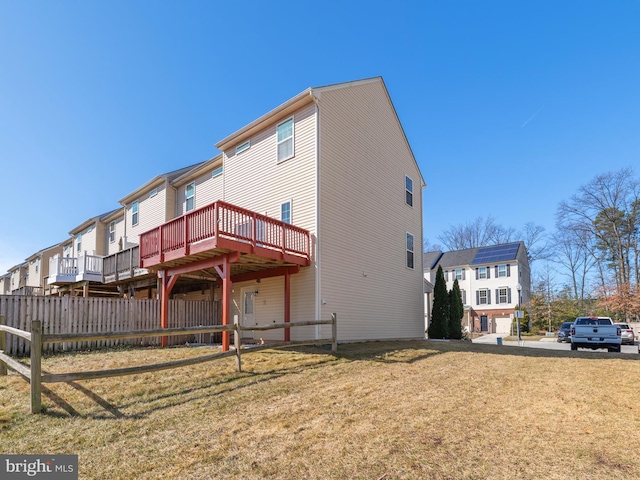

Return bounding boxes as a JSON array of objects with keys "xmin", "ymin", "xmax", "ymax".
[{"xmin": 495, "ymin": 317, "xmax": 511, "ymax": 335}]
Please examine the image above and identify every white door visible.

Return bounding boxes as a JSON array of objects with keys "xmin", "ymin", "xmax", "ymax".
[
  {"xmin": 495, "ymin": 317, "xmax": 511, "ymax": 335},
  {"xmin": 241, "ymin": 289, "xmax": 255, "ymax": 339}
]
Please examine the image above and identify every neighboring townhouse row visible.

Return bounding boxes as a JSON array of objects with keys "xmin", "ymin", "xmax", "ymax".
[
  {"xmin": 424, "ymin": 242, "xmax": 531, "ymax": 334},
  {"xmin": 3, "ymin": 76, "xmax": 427, "ymax": 344}
]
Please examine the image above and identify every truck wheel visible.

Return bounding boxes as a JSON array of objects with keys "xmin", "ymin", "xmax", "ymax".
[{"xmin": 571, "ymin": 343, "xmax": 577, "ymax": 351}]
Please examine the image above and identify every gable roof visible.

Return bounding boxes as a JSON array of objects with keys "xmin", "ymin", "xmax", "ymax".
[
  {"xmin": 69, "ymin": 208, "xmax": 122, "ymax": 236},
  {"xmin": 423, "ymin": 250, "xmax": 443, "ymax": 270}
]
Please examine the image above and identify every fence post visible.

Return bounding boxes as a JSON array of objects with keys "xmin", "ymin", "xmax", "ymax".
[
  {"xmin": 30, "ymin": 320, "xmax": 42, "ymax": 414},
  {"xmin": 234, "ymin": 315, "xmax": 242, "ymax": 372},
  {"xmin": 331, "ymin": 313, "xmax": 337, "ymax": 353},
  {"xmin": 0, "ymin": 315, "xmax": 6, "ymax": 376}
]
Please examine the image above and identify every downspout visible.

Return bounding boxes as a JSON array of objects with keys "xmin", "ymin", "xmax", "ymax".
[{"xmin": 312, "ymin": 92, "xmax": 321, "ymax": 339}]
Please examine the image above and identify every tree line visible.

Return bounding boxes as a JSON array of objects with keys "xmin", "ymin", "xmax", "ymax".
[{"xmin": 426, "ymin": 167, "xmax": 639, "ymax": 330}]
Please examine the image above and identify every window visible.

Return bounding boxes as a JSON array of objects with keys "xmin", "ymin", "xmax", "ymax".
[
  {"xmin": 460, "ymin": 289, "xmax": 466, "ymax": 305},
  {"xmin": 497, "ymin": 264, "xmax": 509, "ymax": 277},
  {"xmin": 149, "ymin": 189, "xmax": 158, "ymax": 198},
  {"xmin": 35, "ymin": 258, "xmax": 39, "ymax": 273},
  {"xmin": 405, "ymin": 176, "xmax": 413, "ymax": 207},
  {"xmin": 281, "ymin": 201, "xmax": 291, "ymax": 224},
  {"xmin": 76, "ymin": 234, "xmax": 82, "ymax": 254},
  {"xmin": 455, "ymin": 268, "xmax": 464, "ymax": 280},
  {"xmin": 186, "ymin": 182, "xmax": 195, "ymax": 212},
  {"xmin": 63, "ymin": 246, "xmax": 71, "ymax": 257},
  {"xmin": 132, "ymin": 201, "xmax": 139, "ymax": 226},
  {"xmin": 406, "ymin": 233, "xmax": 414, "ymax": 269},
  {"xmin": 478, "ymin": 266, "xmax": 487, "ymax": 279},
  {"xmin": 212, "ymin": 166, "xmax": 223, "ymax": 178},
  {"xmin": 497, "ymin": 287, "xmax": 510, "ymax": 304},
  {"xmin": 236, "ymin": 141, "xmax": 250, "ymax": 154},
  {"xmin": 109, "ymin": 221, "xmax": 116, "ymax": 243},
  {"xmin": 477, "ymin": 289, "xmax": 491, "ymax": 305},
  {"xmin": 277, "ymin": 117, "xmax": 294, "ymax": 162}
]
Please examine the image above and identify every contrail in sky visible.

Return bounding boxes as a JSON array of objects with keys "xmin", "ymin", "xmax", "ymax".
[{"xmin": 521, "ymin": 107, "xmax": 543, "ymax": 128}]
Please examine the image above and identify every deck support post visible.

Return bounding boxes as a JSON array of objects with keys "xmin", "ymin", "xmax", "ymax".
[
  {"xmin": 30, "ymin": 320, "xmax": 42, "ymax": 414},
  {"xmin": 159, "ymin": 270, "xmax": 180, "ymax": 347},
  {"xmin": 214, "ymin": 254, "xmax": 234, "ymax": 352},
  {"xmin": 284, "ymin": 272, "xmax": 291, "ymax": 342}
]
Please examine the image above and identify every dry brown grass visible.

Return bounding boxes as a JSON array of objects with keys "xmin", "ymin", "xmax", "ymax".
[{"xmin": 1, "ymin": 341, "xmax": 640, "ymax": 479}]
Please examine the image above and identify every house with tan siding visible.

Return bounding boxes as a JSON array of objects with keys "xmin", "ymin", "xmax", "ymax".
[
  {"xmin": 0, "ymin": 273, "xmax": 11, "ymax": 295},
  {"xmin": 424, "ymin": 242, "xmax": 531, "ymax": 335},
  {"xmin": 138, "ymin": 77, "xmax": 426, "ymax": 345}
]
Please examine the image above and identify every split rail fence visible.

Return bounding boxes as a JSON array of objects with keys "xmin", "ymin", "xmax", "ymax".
[{"xmin": 0, "ymin": 313, "xmax": 338, "ymax": 414}]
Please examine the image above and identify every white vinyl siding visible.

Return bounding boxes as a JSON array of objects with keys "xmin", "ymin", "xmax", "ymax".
[
  {"xmin": 126, "ymin": 184, "xmax": 172, "ymax": 244},
  {"xmin": 317, "ymin": 79, "xmax": 424, "ymax": 341}
]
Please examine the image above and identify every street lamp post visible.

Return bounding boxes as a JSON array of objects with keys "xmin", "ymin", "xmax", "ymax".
[{"xmin": 516, "ymin": 283, "xmax": 522, "ymax": 344}]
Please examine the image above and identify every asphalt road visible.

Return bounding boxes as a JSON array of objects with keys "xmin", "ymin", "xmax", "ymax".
[{"xmin": 472, "ymin": 333, "xmax": 639, "ymax": 355}]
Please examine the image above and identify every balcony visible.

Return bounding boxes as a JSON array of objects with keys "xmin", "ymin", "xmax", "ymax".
[
  {"xmin": 103, "ymin": 246, "xmax": 149, "ymax": 283},
  {"xmin": 139, "ymin": 200, "xmax": 311, "ymax": 273},
  {"xmin": 48, "ymin": 253, "xmax": 104, "ymax": 285}
]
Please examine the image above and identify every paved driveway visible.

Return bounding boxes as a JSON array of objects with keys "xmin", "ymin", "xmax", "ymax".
[{"xmin": 472, "ymin": 333, "xmax": 639, "ymax": 355}]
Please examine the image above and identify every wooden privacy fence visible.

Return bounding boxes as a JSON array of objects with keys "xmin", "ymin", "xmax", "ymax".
[
  {"xmin": 0, "ymin": 313, "xmax": 338, "ymax": 414},
  {"xmin": 0, "ymin": 295, "xmax": 220, "ymax": 356}
]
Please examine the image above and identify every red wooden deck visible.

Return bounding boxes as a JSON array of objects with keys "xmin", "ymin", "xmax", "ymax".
[{"xmin": 139, "ymin": 200, "xmax": 311, "ymax": 270}]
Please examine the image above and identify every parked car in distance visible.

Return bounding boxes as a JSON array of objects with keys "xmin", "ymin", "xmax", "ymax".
[
  {"xmin": 557, "ymin": 322, "xmax": 573, "ymax": 343},
  {"xmin": 614, "ymin": 323, "xmax": 635, "ymax": 345}
]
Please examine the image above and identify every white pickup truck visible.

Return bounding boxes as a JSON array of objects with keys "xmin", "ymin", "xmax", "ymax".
[{"xmin": 570, "ymin": 317, "xmax": 621, "ymax": 352}]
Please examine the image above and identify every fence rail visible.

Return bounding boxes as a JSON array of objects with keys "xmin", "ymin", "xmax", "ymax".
[{"xmin": 0, "ymin": 313, "xmax": 338, "ymax": 414}]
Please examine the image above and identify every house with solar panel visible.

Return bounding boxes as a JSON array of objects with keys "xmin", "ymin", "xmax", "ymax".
[{"xmin": 423, "ymin": 242, "xmax": 531, "ymax": 334}]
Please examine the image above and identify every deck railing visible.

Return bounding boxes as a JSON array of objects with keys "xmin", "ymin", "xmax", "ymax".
[
  {"xmin": 139, "ymin": 200, "xmax": 311, "ymax": 265},
  {"xmin": 103, "ymin": 246, "xmax": 144, "ymax": 282}
]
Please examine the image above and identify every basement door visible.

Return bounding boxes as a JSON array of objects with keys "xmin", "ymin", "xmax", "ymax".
[{"xmin": 241, "ymin": 289, "xmax": 256, "ymax": 340}]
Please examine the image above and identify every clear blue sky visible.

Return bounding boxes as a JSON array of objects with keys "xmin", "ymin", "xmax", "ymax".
[{"xmin": 1, "ymin": 1, "xmax": 639, "ymax": 274}]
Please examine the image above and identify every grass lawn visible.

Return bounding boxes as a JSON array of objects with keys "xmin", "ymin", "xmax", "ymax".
[{"xmin": 1, "ymin": 340, "xmax": 640, "ymax": 479}]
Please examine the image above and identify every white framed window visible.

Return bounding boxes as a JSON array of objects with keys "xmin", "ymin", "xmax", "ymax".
[
  {"xmin": 406, "ymin": 232, "xmax": 415, "ymax": 269},
  {"xmin": 477, "ymin": 289, "xmax": 491, "ymax": 305},
  {"xmin": 460, "ymin": 289, "xmax": 466, "ymax": 305},
  {"xmin": 149, "ymin": 189, "xmax": 158, "ymax": 198},
  {"xmin": 478, "ymin": 266, "xmax": 487, "ymax": 279},
  {"xmin": 186, "ymin": 182, "xmax": 195, "ymax": 212},
  {"xmin": 109, "ymin": 221, "xmax": 116, "ymax": 243},
  {"xmin": 498, "ymin": 264, "xmax": 508, "ymax": 277},
  {"xmin": 498, "ymin": 287, "xmax": 510, "ymax": 304},
  {"xmin": 132, "ymin": 201, "xmax": 139, "ymax": 226},
  {"xmin": 405, "ymin": 175, "xmax": 413, "ymax": 207},
  {"xmin": 76, "ymin": 234, "xmax": 82, "ymax": 254},
  {"xmin": 281, "ymin": 201, "xmax": 291, "ymax": 224},
  {"xmin": 455, "ymin": 268, "xmax": 464, "ymax": 280},
  {"xmin": 63, "ymin": 245, "xmax": 71, "ymax": 257},
  {"xmin": 212, "ymin": 166, "xmax": 223, "ymax": 178},
  {"xmin": 236, "ymin": 141, "xmax": 250, "ymax": 154},
  {"xmin": 276, "ymin": 117, "xmax": 294, "ymax": 163}
]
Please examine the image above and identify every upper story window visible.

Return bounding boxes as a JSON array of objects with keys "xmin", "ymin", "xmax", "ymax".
[
  {"xmin": 277, "ymin": 117, "xmax": 294, "ymax": 163},
  {"xmin": 497, "ymin": 264, "xmax": 510, "ymax": 277},
  {"xmin": 63, "ymin": 245, "xmax": 71, "ymax": 257},
  {"xmin": 236, "ymin": 141, "xmax": 250, "ymax": 154},
  {"xmin": 109, "ymin": 221, "xmax": 116, "ymax": 243},
  {"xmin": 455, "ymin": 268, "xmax": 464, "ymax": 280},
  {"xmin": 149, "ymin": 189, "xmax": 158, "ymax": 198},
  {"xmin": 460, "ymin": 289, "xmax": 466, "ymax": 305},
  {"xmin": 405, "ymin": 176, "xmax": 413, "ymax": 207},
  {"xmin": 478, "ymin": 266, "xmax": 487, "ymax": 279},
  {"xmin": 186, "ymin": 182, "xmax": 195, "ymax": 212},
  {"xmin": 212, "ymin": 166, "xmax": 223, "ymax": 178},
  {"xmin": 35, "ymin": 258, "xmax": 39, "ymax": 273},
  {"xmin": 132, "ymin": 201, "xmax": 139, "ymax": 226},
  {"xmin": 406, "ymin": 233, "xmax": 415, "ymax": 269},
  {"xmin": 76, "ymin": 234, "xmax": 82, "ymax": 254},
  {"xmin": 281, "ymin": 201, "xmax": 291, "ymax": 224}
]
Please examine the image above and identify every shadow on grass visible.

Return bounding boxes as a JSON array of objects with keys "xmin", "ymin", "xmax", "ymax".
[{"xmin": 36, "ymin": 339, "xmax": 638, "ymax": 419}]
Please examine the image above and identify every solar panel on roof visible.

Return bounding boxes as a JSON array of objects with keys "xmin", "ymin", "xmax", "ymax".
[{"xmin": 471, "ymin": 243, "xmax": 519, "ymax": 264}]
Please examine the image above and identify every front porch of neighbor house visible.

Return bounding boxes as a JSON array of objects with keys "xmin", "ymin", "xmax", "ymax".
[{"xmin": 138, "ymin": 200, "xmax": 312, "ymax": 350}]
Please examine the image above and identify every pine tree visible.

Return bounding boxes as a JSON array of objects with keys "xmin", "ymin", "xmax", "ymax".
[
  {"xmin": 428, "ymin": 265, "xmax": 449, "ymax": 339},
  {"xmin": 448, "ymin": 279, "xmax": 464, "ymax": 339}
]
